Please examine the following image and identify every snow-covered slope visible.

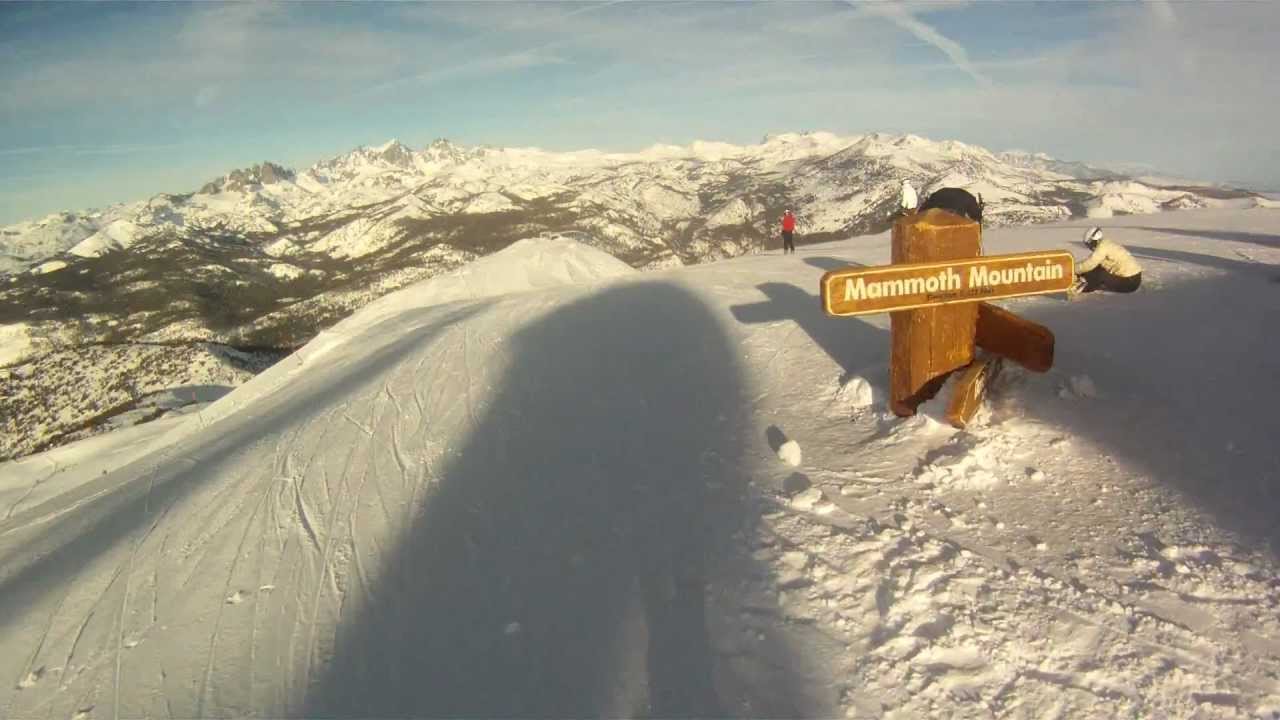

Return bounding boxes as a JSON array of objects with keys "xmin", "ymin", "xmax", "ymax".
[{"xmin": 2, "ymin": 210, "xmax": 1278, "ymax": 718}]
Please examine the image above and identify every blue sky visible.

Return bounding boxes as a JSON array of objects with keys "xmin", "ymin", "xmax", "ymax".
[{"xmin": 2, "ymin": 1, "xmax": 1277, "ymax": 225}]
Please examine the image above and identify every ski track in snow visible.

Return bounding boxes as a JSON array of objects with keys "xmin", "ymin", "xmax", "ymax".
[{"xmin": 0, "ymin": 216, "xmax": 1278, "ymax": 718}]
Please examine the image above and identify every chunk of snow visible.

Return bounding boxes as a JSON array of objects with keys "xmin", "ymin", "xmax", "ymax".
[
  {"xmin": 16, "ymin": 667, "xmax": 43, "ymax": 689},
  {"xmin": 1060, "ymin": 375, "xmax": 1098, "ymax": 399},
  {"xmin": 267, "ymin": 263, "xmax": 305, "ymax": 280},
  {"xmin": 777, "ymin": 439, "xmax": 802, "ymax": 467},
  {"xmin": 789, "ymin": 487, "xmax": 824, "ymax": 511},
  {"xmin": 835, "ymin": 375, "xmax": 876, "ymax": 410},
  {"xmin": 31, "ymin": 260, "xmax": 67, "ymax": 275},
  {"xmin": 781, "ymin": 551, "xmax": 809, "ymax": 571},
  {"xmin": 0, "ymin": 323, "xmax": 39, "ymax": 367}
]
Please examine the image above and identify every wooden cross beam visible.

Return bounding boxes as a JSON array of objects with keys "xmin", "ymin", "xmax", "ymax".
[{"xmin": 820, "ymin": 209, "xmax": 1074, "ymax": 428}]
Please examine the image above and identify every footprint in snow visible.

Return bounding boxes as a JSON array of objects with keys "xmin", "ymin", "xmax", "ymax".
[{"xmin": 783, "ymin": 472, "xmax": 811, "ymax": 495}]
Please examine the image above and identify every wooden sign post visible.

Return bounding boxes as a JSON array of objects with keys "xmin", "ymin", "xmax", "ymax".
[{"xmin": 820, "ymin": 209, "xmax": 1073, "ymax": 427}]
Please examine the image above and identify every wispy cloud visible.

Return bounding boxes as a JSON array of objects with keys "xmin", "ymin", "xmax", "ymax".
[
  {"xmin": 360, "ymin": 48, "xmax": 569, "ymax": 97},
  {"xmin": 0, "ymin": 3, "xmax": 404, "ymax": 112},
  {"xmin": 0, "ymin": 143, "xmax": 182, "ymax": 158},
  {"xmin": 357, "ymin": 0, "xmax": 626, "ymax": 98},
  {"xmin": 71, "ymin": 143, "xmax": 184, "ymax": 157},
  {"xmin": 864, "ymin": 2, "xmax": 993, "ymax": 88},
  {"xmin": 0, "ymin": 146, "xmax": 67, "ymax": 157}
]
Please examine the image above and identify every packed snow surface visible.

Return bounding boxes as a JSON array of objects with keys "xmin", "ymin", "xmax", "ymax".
[{"xmin": 1, "ymin": 209, "xmax": 1279, "ymax": 718}]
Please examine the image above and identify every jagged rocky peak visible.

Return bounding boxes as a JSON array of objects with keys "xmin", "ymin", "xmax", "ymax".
[
  {"xmin": 422, "ymin": 137, "xmax": 480, "ymax": 164},
  {"xmin": 369, "ymin": 139, "xmax": 414, "ymax": 167},
  {"xmin": 200, "ymin": 162, "xmax": 295, "ymax": 194}
]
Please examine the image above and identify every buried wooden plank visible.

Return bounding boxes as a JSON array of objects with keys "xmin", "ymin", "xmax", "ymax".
[
  {"xmin": 976, "ymin": 302, "xmax": 1055, "ymax": 373},
  {"xmin": 945, "ymin": 355, "xmax": 1004, "ymax": 429}
]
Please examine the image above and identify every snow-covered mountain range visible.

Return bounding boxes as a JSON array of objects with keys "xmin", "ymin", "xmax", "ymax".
[
  {"xmin": 1, "ymin": 132, "xmax": 1274, "ymax": 460},
  {"xmin": 4, "ymin": 132, "xmax": 1270, "ymax": 277}
]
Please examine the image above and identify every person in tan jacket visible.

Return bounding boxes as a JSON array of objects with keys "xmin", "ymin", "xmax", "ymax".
[{"xmin": 1070, "ymin": 227, "xmax": 1142, "ymax": 296}]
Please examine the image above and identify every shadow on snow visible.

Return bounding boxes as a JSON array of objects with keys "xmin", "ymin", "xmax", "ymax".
[{"xmin": 303, "ymin": 283, "xmax": 813, "ymax": 717}]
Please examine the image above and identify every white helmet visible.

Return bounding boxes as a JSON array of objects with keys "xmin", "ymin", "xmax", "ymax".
[{"xmin": 1083, "ymin": 227, "xmax": 1103, "ymax": 248}]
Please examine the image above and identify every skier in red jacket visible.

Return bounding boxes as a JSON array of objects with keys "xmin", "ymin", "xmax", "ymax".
[{"xmin": 781, "ymin": 209, "xmax": 797, "ymax": 254}]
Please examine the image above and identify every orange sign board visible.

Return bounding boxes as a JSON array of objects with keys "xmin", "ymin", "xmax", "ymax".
[{"xmin": 821, "ymin": 250, "xmax": 1075, "ymax": 317}]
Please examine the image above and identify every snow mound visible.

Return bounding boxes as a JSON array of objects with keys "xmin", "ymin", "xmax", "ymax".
[
  {"xmin": 365, "ymin": 235, "xmax": 633, "ymax": 310},
  {"xmin": 300, "ymin": 237, "xmax": 637, "ymax": 362}
]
